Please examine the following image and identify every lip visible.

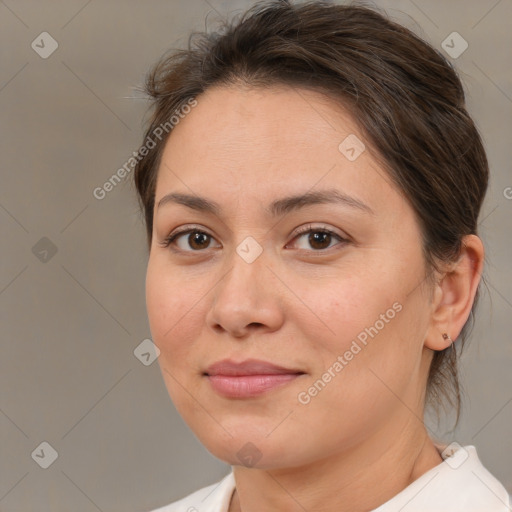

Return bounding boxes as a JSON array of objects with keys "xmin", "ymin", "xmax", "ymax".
[{"xmin": 204, "ymin": 358, "xmax": 305, "ymax": 398}]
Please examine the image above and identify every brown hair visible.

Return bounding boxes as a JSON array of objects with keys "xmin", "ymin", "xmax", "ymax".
[{"xmin": 133, "ymin": 0, "xmax": 488, "ymax": 418}]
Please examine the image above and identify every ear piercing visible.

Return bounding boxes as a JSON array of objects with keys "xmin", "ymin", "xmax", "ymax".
[{"xmin": 442, "ymin": 333, "xmax": 453, "ymax": 343}]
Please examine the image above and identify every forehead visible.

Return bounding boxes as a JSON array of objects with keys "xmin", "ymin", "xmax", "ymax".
[
  {"xmin": 154, "ymin": 84, "xmax": 401, "ymax": 215},
  {"xmin": 163, "ymin": 84, "xmax": 356, "ymax": 160}
]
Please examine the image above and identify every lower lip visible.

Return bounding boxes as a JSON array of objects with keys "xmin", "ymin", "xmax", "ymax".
[{"xmin": 206, "ymin": 374, "xmax": 302, "ymax": 398}]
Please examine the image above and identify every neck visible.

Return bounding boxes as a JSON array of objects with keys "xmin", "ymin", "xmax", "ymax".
[{"xmin": 228, "ymin": 418, "xmax": 442, "ymax": 512}]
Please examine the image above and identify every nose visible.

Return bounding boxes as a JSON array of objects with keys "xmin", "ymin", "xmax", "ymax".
[{"xmin": 205, "ymin": 247, "xmax": 285, "ymax": 339}]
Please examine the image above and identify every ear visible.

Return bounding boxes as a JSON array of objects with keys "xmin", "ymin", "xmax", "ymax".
[{"xmin": 424, "ymin": 235, "xmax": 484, "ymax": 351}]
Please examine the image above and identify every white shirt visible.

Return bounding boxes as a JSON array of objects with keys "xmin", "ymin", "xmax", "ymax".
[{"xmin": 147, "ymin": 445, "xmax": 511, "ymax": 512}]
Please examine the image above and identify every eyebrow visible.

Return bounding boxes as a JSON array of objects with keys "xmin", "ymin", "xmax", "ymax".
[{"xmin": 156, "ymin": 189, "xmax": 374, "ymax": 217}]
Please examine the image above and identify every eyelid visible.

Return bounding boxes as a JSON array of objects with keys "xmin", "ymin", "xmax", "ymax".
[
  {"xmin": 159, "ymin": 223, "xmax": 350, "ymax": 252},
  {"xmin": 291, "ymin": 223, "xmax": 348, "ymax": 240},
  {"xmin": 287, "ymin": 223, "xmax": 349, "ymax": 251},
  {"xmin": 158, "ymin": 224, "xmax": 217, "ymax": 249}
]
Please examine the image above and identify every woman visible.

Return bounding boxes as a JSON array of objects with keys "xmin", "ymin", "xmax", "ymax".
[{"xmin": 133, "ymin": 1, "xmax": 510, "ymax": 510}]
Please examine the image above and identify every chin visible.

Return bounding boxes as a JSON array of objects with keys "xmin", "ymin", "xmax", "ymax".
[{"xmin": 194, "ymin": 424, "xmax": 304, "ymax": 470}]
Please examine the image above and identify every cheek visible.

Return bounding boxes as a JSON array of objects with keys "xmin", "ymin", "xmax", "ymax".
[
  {"xmin": 299, "ymin": 275, "xmax": 397, "ymax": 353},
  {"xmin": 145, "ymin": 260, "xmax": 200, "ymax": 355},
  {"xmin": 145, "ymin": 261, "xmax": 206, "ymax": 414},
  {"xmin": 295, "ymin": 271, "xmax": 425, "ymax": 397}
]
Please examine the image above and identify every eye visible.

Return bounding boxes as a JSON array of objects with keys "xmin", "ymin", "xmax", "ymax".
[
  {"xmin": 159, "ymin": 223, "xmax": 349, "ymax": 253},
  {"xmin": 288, "ymin": 224, "xmax": 348, "ymax": 251},
  {"xmin": 160, "ymin": 226, "xmax": 220, "ymax": 252}
]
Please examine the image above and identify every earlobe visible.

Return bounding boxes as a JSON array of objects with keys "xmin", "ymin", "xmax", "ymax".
[
  {"xmin": 442, "ymin": 333, "xmax": 452, "ymax": 344},
  {"xmin": 425, "ymin": 328, "xmax": 455, "ymax": 352},
  {"xmin": 440, "ymin": 332, "xmax": 453, "ymax": 352},
  {"xmin": 424, "ymin": 235, "xmax": 484, "ymax": 351}
]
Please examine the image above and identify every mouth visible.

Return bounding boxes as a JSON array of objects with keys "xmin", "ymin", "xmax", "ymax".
[{"xmin": 204, "ymin": 358, "xmax": 306, "ymax": 398}]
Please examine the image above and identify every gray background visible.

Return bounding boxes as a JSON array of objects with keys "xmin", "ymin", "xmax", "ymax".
[{"xmin": 1, "ymin": 0, "xmax": 510, "ymax": 511}]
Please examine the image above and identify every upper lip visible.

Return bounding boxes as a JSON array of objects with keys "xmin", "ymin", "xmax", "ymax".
[{"xmin": 205, "ymin": 358, "xmax": 305, "ymax": 376}]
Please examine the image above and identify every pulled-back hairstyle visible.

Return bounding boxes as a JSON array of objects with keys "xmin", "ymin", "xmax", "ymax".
[{"xmin": 133, "ymin": 0, "xmax": 489, "ymax": 419}]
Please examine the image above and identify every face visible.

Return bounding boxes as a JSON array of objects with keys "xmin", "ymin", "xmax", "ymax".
[{"xmin": 146, "ymin": 84, "xmax": 434, "ymax": 469}]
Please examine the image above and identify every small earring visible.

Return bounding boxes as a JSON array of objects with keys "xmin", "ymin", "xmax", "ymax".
[{"xmin": 442, "ymin": 333, "xmax": 453, "ymax": 343}]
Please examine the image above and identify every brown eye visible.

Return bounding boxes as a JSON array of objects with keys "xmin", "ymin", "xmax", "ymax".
[
  {"xmin": 308, "ymin": 231, "xmax": 333, "ymax": 250},
  {"xmin": 290, "ymin": 226, "xmax": 347, "ymax": 252},
  {"xmin": 162, "ymin": 228, "xmax": 220, "ymax": 252},
  {"xmin": 187, "ymin": 231, "xmax": 211, "ymax": 250}
]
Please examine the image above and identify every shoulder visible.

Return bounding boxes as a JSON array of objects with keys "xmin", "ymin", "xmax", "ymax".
[
  {"xmin": 374, "ymin": 445, "xmax": 511, "ymax": 512},
  {"xmin": 146, "ymin": 471, "xmax": 235, "ymax": 512}
]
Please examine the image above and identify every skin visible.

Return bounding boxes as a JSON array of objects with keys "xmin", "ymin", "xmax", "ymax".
[{"xmin": 145, "ymin": 84, "xmax": 484, "ymax": 512}]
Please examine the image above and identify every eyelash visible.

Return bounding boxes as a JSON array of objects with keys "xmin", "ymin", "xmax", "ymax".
[{"xmin": 159, "ymin": 224, "xmax": 348, "ymax": 253}]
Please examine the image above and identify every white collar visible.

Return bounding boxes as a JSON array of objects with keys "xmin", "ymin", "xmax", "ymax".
[{"xmin": 161, "ymin": 445, "xmax": 510, "ymax": 511}]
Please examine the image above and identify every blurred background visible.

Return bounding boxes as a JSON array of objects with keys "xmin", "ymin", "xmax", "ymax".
[{"xmin": 1, "ymin": 0, "xmax": 511, "ymax": 510}]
